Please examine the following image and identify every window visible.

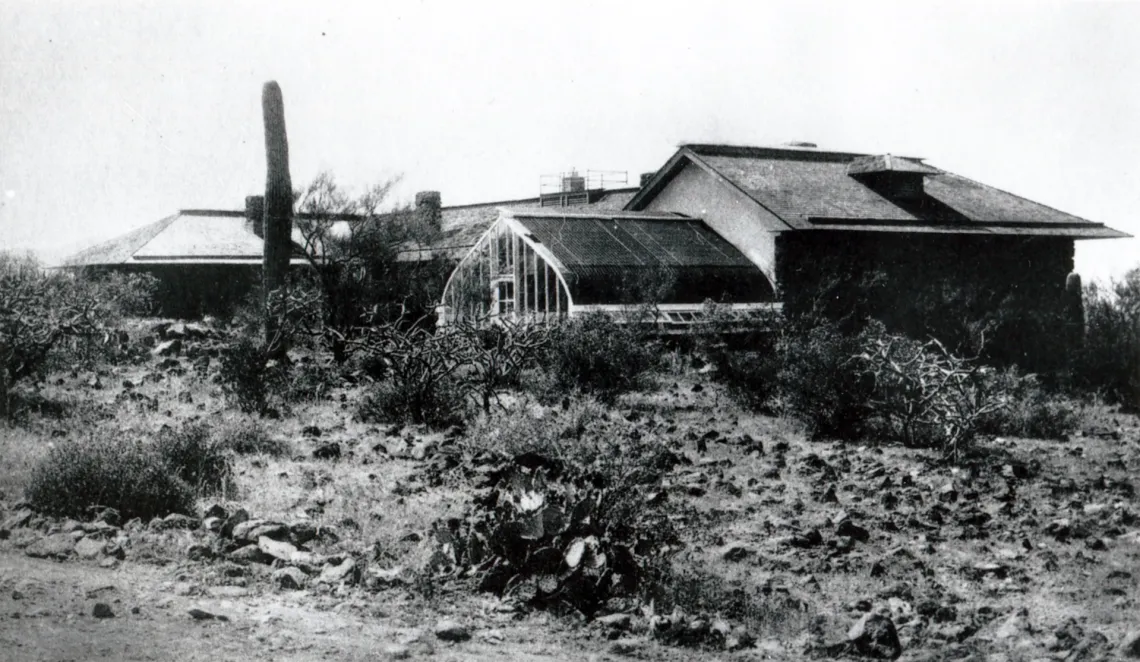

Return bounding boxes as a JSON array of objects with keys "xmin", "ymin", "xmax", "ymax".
[{"xmin": 495, "ymin": 280, "xmax": 515, "ymax": 316}]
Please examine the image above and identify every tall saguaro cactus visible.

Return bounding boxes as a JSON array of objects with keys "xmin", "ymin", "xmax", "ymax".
[{"xmin": 262, "ymin": 81, "xmax": 293, "ymax": 348}]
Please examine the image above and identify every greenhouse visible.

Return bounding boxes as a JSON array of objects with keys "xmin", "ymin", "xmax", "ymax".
[{"xmin": 438, "ymin": 208, "xmax": 776, "ymax": 327}]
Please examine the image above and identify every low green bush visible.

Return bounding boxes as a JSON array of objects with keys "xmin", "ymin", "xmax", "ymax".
[
  {"xmin": 155, "ymin": 422, "xmax": 233, "ymax": 495},
  {"xmin": 776, "ymin": 320, "xmax": 874, "ymax": 441},
  {"xmin": 214, "ymin": 417, "xmax": 290, "ymax": 456},
  {"xmin": 217, "ymin": 337, "xmax": 285, "ymax": 414},
  {"xmin": 978, "ymin": 370, "xmax": 1083, "ymax": 441},
  {"xmin": 358, "ymin": 376, "xmax": 468, "ymax": 429},
  {"xmin": 26, "ymin": 436, "xmax": 195, "ymax": 521},
  {"xmin": 533, "ymin": 312, "xmax": 658, "ymax": 404}
]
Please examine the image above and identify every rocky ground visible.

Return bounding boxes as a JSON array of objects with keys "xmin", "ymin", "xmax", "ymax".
[{"xmin": 2, "ymin": 320, "xmax": 1140, "ymax": 661}]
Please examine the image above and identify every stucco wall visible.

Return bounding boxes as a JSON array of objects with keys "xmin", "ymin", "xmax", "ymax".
[{"xmin": 641, "ymin": 161, "xmax": 784, "ymax": 292}]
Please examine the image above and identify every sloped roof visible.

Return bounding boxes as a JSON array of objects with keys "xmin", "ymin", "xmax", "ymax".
[
  {"xmin": 399, "ymin": 187, "xmax": 641, "ymax": 262},
  {"xmin": 628, "ymin": 144, "xmax": 1128, "ymax": 239},
  {"xmin": 62, "ymin": 210, "xmax": 304, "ymax": 267},
  {"xmin": 506, "ymin": 209, "xmax": 773, "ymax": 305}
]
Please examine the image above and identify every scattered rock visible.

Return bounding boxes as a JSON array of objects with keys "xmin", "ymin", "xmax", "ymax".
[
  {"xmin": 596, "ymin": 613, "xmax": 633, "ymax": 630},
  {"xmin": 434, "ymin": 619, "xmax": 471, "ymax": 642},
  {"xmin": 74, "ymin": 537, "xmax": 106, "ymax": 559},
  {"xmin": 720, "ymin": 542, "xmax": 755, "ymax": 563},
  {"xmin": 220, "ymin": 509, "xmax": 250, "ymax": 538},
  {"xmin": 312, "ymin": 442, "xmax": 342, "ymax": 460},
  {"xmin": 302, "ymin": 425, "xmax": 321, "ymax": 437},
  {"xmin": 791, "ymin": 529, "xmax": 823, "ymax": 548},
  {"xmin": 847, "ymin": 613, "xmax": 902, "ymax": 659},
  {"xmin": 318, "ymin": 558, "xmax": 358, "ymax": 585},
  {"xmin": 1121, "ymin": 630, "xmax": 1140, "ymax": 657},
  {"xmin": 24, "ymin": 534, "xmax": 76, "ymax": 560},
  {"xmin": 92, "ymin": 603, "xmax": 114, "ymax": 619},
  {"xmin": 381, "ymin": 643, "xmax": 412, "ymax": 660},
  {"xmin": 232, "ymin": 519, "xmax": 289, "ymax": 543},
  {"xmin": 187, "ymin": 608, "xmax": 228, "ymax": 622},
  {"xmin": 272, "ymin": 567, "xmax": 308, "ymax": 590},
  {"xmin": 160, "ymin": 513, "xmax": 197, "ymax": 530},
  {"xmin": 838, "ymin": 519, "xmax": 871, "ymax": 543}
]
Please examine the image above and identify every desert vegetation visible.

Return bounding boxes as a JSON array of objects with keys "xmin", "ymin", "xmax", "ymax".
[{"xmin": 3, "ymin": 245, "xmax": 1140, "ymax": 660}]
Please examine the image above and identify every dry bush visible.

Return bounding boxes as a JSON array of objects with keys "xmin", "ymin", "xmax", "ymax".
[
  {"xmin": 26, "ymin": 436, "xmax": 195, "ymax": 521},
  {"xmin": 355, "ymin": 325, "xmax": 471, "ymax": 428},
  {"xmin": 1071, "ymin": 270, "xmax": 1140, "ymax": 410},
  {"xmin": 0, "ymin": 253, "xmax": 155, "ymax": 416}
]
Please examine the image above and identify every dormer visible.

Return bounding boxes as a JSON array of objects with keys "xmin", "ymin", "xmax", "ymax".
[{"xmin": 847, "ymin": 154, "xmax": 941, "ymax": 201}]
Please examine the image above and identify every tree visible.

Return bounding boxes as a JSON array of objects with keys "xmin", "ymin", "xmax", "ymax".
[{"xmin": 292, "ymin": 171, "xmax": 452, "ymax": 362}]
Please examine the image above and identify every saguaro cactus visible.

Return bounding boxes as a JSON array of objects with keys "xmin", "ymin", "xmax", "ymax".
[
  {"xmin": 1064, "ymin": 272, "xmax": 1085, "ymax": 350},
  {"xmin": 262, "ymin": 81, "xmax": 293, "ymax": 348}
]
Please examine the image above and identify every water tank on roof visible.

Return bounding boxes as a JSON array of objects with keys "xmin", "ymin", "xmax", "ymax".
[{"xmin": 561, "ymin": 171, "xmax": 586, "ymax": 193}]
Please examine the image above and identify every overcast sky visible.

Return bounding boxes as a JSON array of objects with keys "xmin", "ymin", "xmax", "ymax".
[{"xmin": 2, "ymin": 1, "xmax": 1138, "ymax": 282}]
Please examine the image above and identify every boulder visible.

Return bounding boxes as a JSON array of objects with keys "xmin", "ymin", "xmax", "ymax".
[
  {"xmin": 847, "ymin": 613, "xmax": 902, "ymax": 659},
  {"xmin": 75, "ymin": 537, "xmax": 106, "ymax": 560},
  {"xmin": 232, "ymin": 519, "xmax": 288, "ymax": 543},
  {"xmin": 318, "ymin": 558, "xmax": 359, "ymax": 585},
  {"xmin": 92, "ymin": 603, "xmax": 114, "ymax": 618},
  {"xmin": 220, "ymin": 509, "xmax": 250, "ymax": 538},
  {"xmin": 24, "ymin": 534, "xmax": 76, "ymax": 560},
  {"xmin": 272, "ymin": 567, "xmax": 308, "ymax": 590},
  {"xmin": 312, "ymin": 442, "xmax": 342, "ymax": 461},
  {"xmin": 1121, "ymin": 630, "xmax": 1140, "ymax": 657},
  {"xmin": 434, "ymin": 619, "xmax": 471, "ymax": 642}
]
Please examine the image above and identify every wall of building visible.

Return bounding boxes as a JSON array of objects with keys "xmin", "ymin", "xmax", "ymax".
[
  {"xmin": 776, "ymin": 231, "xmax": 1078, "ymax": 371},
  {"xmin": 641, "ymin": 161, "xmax": 784, "ymax": 289}
]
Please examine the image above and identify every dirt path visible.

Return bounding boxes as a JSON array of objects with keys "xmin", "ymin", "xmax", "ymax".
[{"xmin": 0, "ymin": 553, "xmax": 635, "ymax": 662}]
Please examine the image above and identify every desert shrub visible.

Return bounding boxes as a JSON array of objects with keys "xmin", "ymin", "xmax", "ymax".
[
  {"xmin": 695, "ymin": 301, "xmax": 782, "ymax": 411},
  {"xmin": 533, "ymin": 312, "xmax": 657, "ymax": 403},
  {"xmin": 155, "ymin": 422, "xmax": 233, "ymax": 495},
  {"xmin": 1, "ymin": 253, "xmax": 156, "ymax": 416},
  {"xmin": 217, "ymin": 336, "xmax": 285, "ymax": 414},
  {"xmin": 977, "ymin": 369, "xmax": 1083, "ymax": 441},
  {"xmin": 453, "ymin": 319, "xmax": 551, "ymax": 413},
  {"xmin": 359, "ymin": 376, "xmax": 468, "ymax": 429},
  {"xmin": 26, "ymin": 436, "xmax": 195, "ymax": 521},
  {"xmin": 855, "ymin": 326, "xmax": 1013, "ymax": 458},
  {"xmin": 776, "ymin": 319, "xmax": 874, "ymax": 440},
  {"xmin": 1071, "ymin": 271, "xmax": 1140, "ymax": 409},
  {"xmin": 285, "ymin": 355, "xmax": 344, "ymax": 403},
  {"xmin": 355, "ymin": 325, "xmax": 471, "ymax": 428},
  {"xmin": 436, "ymin": 401, "xmax": 685, "ymax": 614}
]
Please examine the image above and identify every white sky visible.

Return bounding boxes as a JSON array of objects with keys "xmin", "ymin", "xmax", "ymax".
[{"xmin": 1, "ymin": 0, "xmax": 1138, "ymax": 282}]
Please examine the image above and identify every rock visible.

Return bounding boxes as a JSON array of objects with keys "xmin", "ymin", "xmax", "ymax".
[
  {"xmin": 272, "ymin": 567, "xmax": 308, "ymax": 590},
  {"xmin": 838, "ymin": 519, "xmax": 871, "ymax": 543},
  {"xmin": 791, "ymin": 529, "xmax": 823, "ymax": 548},
  {"xmin": 938, "ymin": 483, "xmax": 958, "ymax": 503},
  {"xmin": 203, "ymin": 504, "xmax": 227, "ymax": 520},
  {"xmin": 75, "ymin": 537, "xmax": 106, "ymax": 560},
  {"xmin": 92, "ymin": 603, "xmax": 114, "ymax": 618},
  {"xmin": 206, "ymin": 586, "xmax": 249, "ymax": 598},
  {"xmin": 993, "ymin": 609, "xmax": 1029, "ymax": 640},
  {"xmin": 848, "ymin": 613, "xmax": 902, "ymax": 659},
  {"xmin": 302, "ymin": 425, "xmax": 321, "ymax": 437},
  {"xmin": 318, "ymin": 558, "xmax": 358, "ymax": 585},
  {"xmin": 720, "ymin": 542, "xmax": 755, "ymax": 563},
  {"xmin": 160, "ymin": 513, "xmax": 198, "ymax": 530},
  {"xmin": 410, "ymin": 441, "xmax": 435, "ymax": 461},
  {"xmin": 185, "ymin": 544, "xmax": 213, "ymax": 561},
  {"xmin": 202, "ymin": 517, "xmax": 222, "ymax": 533},
  {"xmin": 1121, "ymin": 630, "xmax": 1140, "ymax": 657},
  {"xmin": 232, "ymin": 519, "xmax": 288, "ymax": 543},
  {"xmin": 596, "ymin": 613, "xmax": 633, "ymax": 630},
  {"xmin": 187, "ymin": 608, "xmax": 229, "ymax": 622},
  {"xmin": 2, "ymin": 509, "xmax": 34, "ymax": 530},
  {"xmin": 368, "ymin": 566, "xmax": 412, "ymax": 589},
  {"xmin": 434, "ymin": 619, "xmax": 471, "ymax": 642},
  {"xmin": 151, "ymin": 339, "xmax": 182, "ymax": 357},
  {"xmin": 227, "ymin": 544, "xmax": 271, "ymax": 564},
  {"xmin": 258, "ymin": 536, "xmax": 299, "ymax": 561},
  {"xmin": 312, "ymin": 442, "xmax": 341, "ymax": 460},
  {"xmin": 24, "ymin": 534, "xmax": 76, "ymax": 559},
  {"xmin": 220, "ymin": 509, "xmax": 250, "ymax": 538}
]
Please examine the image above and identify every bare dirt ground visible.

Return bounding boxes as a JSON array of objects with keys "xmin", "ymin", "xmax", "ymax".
[{"xmin": 3, "ymin": 321, "xmax": 1140, "ymax": 661}]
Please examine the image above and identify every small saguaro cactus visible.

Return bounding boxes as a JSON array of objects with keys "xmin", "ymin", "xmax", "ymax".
[
  {"xmin": 261, "ymin": 81, "xmax": 293, "ymax": 349},
  {"xmin": 1064, "ymin": 272, "xmax": 1085, "ymax": 350}
]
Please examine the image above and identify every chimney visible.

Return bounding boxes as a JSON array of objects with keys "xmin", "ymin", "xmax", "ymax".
[
  {"xmin": 639, "ymin": 172, "xmax": 655, "ymax": 187},
  {"xmin": 415, "ymin": 190, "xmax": 442, "ymax": 235},
  {"xmin": 244, "ymin": 195, "xmax": 265, "ymax": 238}
]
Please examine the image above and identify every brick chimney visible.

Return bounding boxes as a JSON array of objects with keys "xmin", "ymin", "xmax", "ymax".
[
  {"xmin": 245, "ymin": 195, "xmax": 265, "ymax": 238},
  {"xmin": 639, "ymin": 172, "xmax": 655, "ymax": 187},
  {"xmin": 415, "ymin": 190, "xmax": 442, "ymax": 235}
]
